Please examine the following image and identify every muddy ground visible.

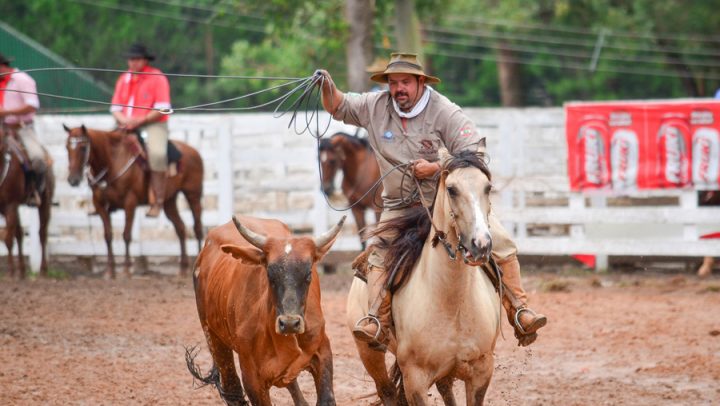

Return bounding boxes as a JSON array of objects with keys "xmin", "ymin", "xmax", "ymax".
[{"xmin": 1, "ymin": 263, "xmax": 718, "ymax": 405}]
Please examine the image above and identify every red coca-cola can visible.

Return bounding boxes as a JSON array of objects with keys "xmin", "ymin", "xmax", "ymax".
[
  {"xmin": 692, "ymin": 127, "xmax": 720, "ymax": 188},
  {"xmin": 656, "ymin": 113, "xmax": 691, "ymax": 188},
  {"xmin": 576, "ymin": 115, "xmax": 611, "ymax": 189}
]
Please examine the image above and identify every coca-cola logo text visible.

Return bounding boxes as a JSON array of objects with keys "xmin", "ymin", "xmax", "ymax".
[
  {"xmin": 609, "ymin": 112, "xmax": 632, "ymax": 127},
  {"xmin": 698, "ymin": 137, "xmax": 711, "ymax": 182},
  {"xmin": 617, "ymin": 139, "xmax": 629, "ymax": 182},
  {"xmin": 691, "ymin": 110, "xmax": 714, "ymax": 125}
]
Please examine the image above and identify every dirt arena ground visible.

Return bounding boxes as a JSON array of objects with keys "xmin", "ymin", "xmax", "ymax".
[{"xmin": 1, "ymin": 263, "xmax": 718, "ymax": 405}]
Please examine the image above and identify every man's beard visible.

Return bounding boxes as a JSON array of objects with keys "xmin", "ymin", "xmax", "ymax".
[{"xmin": 394, "ymin": 91, "xmax": 412, "ymax": 110}]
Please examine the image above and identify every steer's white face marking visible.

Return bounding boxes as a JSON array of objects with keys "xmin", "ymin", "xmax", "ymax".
[
  {"xmin": 320, "ymin": 151, "xmax": 328, "ymax": 163},
  {"xmin": 284, "ymin": 243, "xmax": 292, "ymax": 255}
]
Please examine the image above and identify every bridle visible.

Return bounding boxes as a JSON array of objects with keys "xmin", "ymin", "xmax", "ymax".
[
  {"xmin": 413, "ymin": 165, "xmax": 503, "ymax": 294},
  {"xmin": 68, "ymin": 131, "xmax": 139, "ymax": 189}
]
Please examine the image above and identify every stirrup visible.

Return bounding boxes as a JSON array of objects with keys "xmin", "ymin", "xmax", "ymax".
[
  {"xmin": 353, "ymin": 314, "xmax": 382, "ymax": 342},
  {"xmin": 26, "ymin": 191, "xmax": 41, "ymax": 207},
  {"xmin": 514, "ymin": 307, "xmax": 546, "ymax": 336}
]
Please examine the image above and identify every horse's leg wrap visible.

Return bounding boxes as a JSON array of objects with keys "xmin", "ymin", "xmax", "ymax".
[
  {"xmin": 353, "ymin": 266, "xmax": 391, "ymax": 351},
  {"xmin": 498, "ymin": 256, "xmax": 547, "ymax": 346}
]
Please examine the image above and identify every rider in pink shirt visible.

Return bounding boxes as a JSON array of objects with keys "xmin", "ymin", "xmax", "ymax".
[{"xmin": 0, "ymin": 52, "xmax": 47, "ymax": 206}]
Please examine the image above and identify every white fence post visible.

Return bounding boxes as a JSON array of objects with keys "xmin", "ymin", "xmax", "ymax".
[
  {"xmin": 21, "ymin": 207, "xmax": 42, "ymax": 273},
  {"xmin": 217, "ymin": 126, "xmax": 234, "ymax": 223}
]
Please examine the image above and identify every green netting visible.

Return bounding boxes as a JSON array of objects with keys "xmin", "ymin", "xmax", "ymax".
[{"xmin": 1, "ymin": 21, "xmax": 112, "ymax": 113}]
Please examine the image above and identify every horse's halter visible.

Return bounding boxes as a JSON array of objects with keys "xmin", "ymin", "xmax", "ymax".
[
  {"xmin": 418, "ymin": 168, "xmax": 492, "ymax": 265},
  {"xmin": 68, "ymin": 131, "xmax": 109, "ymax": 187}
]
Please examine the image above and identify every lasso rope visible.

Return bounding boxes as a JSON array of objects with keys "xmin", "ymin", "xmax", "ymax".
[{"xmin": 0, "ymin": 66, "xmax": 422, "ymax": 213}]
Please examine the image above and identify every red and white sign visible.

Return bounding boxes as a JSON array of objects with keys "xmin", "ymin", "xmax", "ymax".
[{"xmin": 566, "ymin": 100, "xmax": 720, "ymax": 191}]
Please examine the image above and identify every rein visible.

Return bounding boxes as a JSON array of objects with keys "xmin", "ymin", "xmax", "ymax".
[
  {"xmin": 413, "ymin": 173, "xmax": 459, "ymax": 261},
  {"xmin": 0, "ymin": 137, "xmax": 28, "ymax": 187},
  {"xmin": 87, "ymin": 154, "xmax": 140, "ymax": 189},
  {"xmin": 413, "ymin": 168, "xmax": 503, "ymax": 295},
  {"xmin": 70, "ymin": 133, "xmax": 140, "ymax": 189},
  {"xmin": 0, "ymin": 149, "xmax": 11, "ymax": 187}
]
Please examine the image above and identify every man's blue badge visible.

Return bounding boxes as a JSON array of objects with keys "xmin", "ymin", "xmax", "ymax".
[{"xmin": 383, "ymin": 131, "xmax": 394, "ymax": 140}]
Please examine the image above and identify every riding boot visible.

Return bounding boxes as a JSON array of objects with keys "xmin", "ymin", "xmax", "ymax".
[
  {"xmin": 353, "ymin": 266, "xmax": 392, "ymax": 351},
  {"xmin": 34, "ymin": 170, "xmax": 45, "ymax": 199},
  {"xmin": 24, "ymin": 171, "xmax": 41, "ymax": 207},
  {"xmin": 500, "ymin": 256, "xmax": 547, "ymax": 347},
  {"xmin": 146, "ymin": 171, "xmax": 166, "ymax": 218}
]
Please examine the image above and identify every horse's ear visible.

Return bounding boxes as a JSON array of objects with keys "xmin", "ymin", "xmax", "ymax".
[
  {"xmin": 81, "ymin": 125, "xmax": 87, "ymax": 135},
  {"xmin": 476, "ymin": 137, "xmax": 487, "ymax": 153},
  {"xmin": 438, "ymin": 147, "xmax": 452, "ymax": 166},
  {"xmin": 62, "ymin": 124, "xmax": 71, "ymax": 133}
]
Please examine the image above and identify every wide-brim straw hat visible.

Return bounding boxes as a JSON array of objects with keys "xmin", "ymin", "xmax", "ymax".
[
  {"xmin": 365, "ymin": 57, "xmax": 389, "ymax": 74},
  {"xmin": 369, "ymin": 52, "xmax": 440, "ymax": 84}
]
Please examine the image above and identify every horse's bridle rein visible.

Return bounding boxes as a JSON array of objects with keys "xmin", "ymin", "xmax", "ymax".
[
  {"xmin": 413, "ymin": 166, "xmax": 503, "ymax": 294},
  {"xmin": 68, "ymin": 131, "xmax": 140, "ymax": 189}
]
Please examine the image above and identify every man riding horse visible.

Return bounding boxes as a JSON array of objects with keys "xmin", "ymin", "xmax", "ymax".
[
  {"xmin": 110, "ymin": 43, "xmax": 171, "ymax": 218},
  {"xmin": 318, "ymin": 52, "xmax": 547, "ymax": 348},
  {"xmin": 0, "ymin": 52, "xmax": 48, "ymax": 206}
]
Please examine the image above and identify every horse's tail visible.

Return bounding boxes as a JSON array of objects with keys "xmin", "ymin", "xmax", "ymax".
[
  {"xmin": 184, "ymin": 345, "xmax": 249, "ymax": 406},
  {"xmin": 390, "ymin": 361, "xmax": 409, "ymax": 406}
]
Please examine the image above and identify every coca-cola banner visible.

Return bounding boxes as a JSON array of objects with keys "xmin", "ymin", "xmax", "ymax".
[{"xmin": 566, "ymin": 100, "xmax": 720, "ymax": 191}]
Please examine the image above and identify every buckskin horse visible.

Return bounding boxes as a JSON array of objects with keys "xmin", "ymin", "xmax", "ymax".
[
  {"xmin": 0, "ymin": 127, "xmax": 54, "ymax": 278},
  {"xmin": 319, "ymin": 132, "xmax": 381, "ymax": 249},
  {"xmin": 346, "ymin": 148, "xmax": 501, "ymax": 405},
  {"xmin": 63, "ymin": 125, "xmax": 203, "ymax": 275}
]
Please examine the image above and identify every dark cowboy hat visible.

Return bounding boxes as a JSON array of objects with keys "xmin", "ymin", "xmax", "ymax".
[
  {"xmin": 370, "ymin": 52, "xmax": 440, "ymax": 84},
  {"xmin": 124, "ymin": 43, "xmax": 155, "ymax": 61},
  {"xmin": 0, "ymin": 53, "xmax": 14, "ymax": 66}
]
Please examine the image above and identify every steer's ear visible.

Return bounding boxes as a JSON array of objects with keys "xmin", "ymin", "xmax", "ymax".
[{"xmin": 221, "ymin": 244, "xmax": 264, "ymax": 264}]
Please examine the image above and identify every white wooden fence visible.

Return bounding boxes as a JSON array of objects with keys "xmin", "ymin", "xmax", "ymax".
[{"xmin": 3, "ymin": 109, "xmax": 719, "ymax": 272}]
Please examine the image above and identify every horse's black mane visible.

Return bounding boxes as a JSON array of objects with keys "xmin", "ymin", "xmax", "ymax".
[
  {"xmin": 372, "ymin": 150, "xmax": 490, "ymax": 293},
  {"xmin": 318, "ymin": 132, "xmax": 370, "ymax": 151}
]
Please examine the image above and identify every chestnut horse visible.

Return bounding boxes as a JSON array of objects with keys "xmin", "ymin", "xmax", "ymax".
[
  {"xmin": 319, "ymin": 132, "xmax": 381, "ymax": 249},
  {"xmin": 64, "ymin": 125, "xmax": 203, "ymax": 275},
  {"xmin": 0, "ymin": 128, "xmax": 54, "ymax": 278},
  {"xmin": 346, "ymin": 149, "xmax": 501, "ymax": 405}
]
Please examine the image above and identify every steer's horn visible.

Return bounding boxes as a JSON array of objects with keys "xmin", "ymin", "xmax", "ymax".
[
  {"xmin": 314, "ymin": 215, "xmax": 346, "ymax": 248},
  {"xmin": 232, "ymin": 215, "xmax": 267, "ymax": 249}
]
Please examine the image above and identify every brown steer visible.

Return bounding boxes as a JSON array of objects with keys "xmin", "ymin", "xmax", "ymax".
[{"xmin": 187, "ymin": 214, "xmax": 345, "ymax": 406}]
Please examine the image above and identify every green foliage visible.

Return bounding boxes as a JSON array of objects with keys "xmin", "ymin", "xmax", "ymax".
[{"xmin": 2, "ymin": 0, "xmax": 720, "ymax": 109}]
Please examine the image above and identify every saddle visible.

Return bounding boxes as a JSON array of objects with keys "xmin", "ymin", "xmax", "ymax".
[
  {"xmin": 2, "ymin": 135, "xmax": 31, "ymax": 171},
  {"xmin": 124, "ymin": 131, "xmax": 182, "ymax": 167},
  {"xmin": 352, "ymin": 245, "xmax": 502, "ymax": 293},
  {"xmin": 352, "ymin": 248, "xmax": 372, "ymax": 283}
]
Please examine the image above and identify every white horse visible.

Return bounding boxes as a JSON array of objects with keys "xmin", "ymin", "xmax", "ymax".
[{"xmin": 347, "ymin": 148, "xmax": 501, "ymax": 405}]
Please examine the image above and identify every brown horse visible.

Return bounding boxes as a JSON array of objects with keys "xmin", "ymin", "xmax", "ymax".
[
  {"xmin": 0, "ymin": 128, "xmax": 54, "ymax": 278},
  {"xmin": 319, "ymin": 132, "xmax": 381, "ymax": 249},
  {"xmin": 63, "ymin": 125, "xmax": 203, "ymax": 275}
]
